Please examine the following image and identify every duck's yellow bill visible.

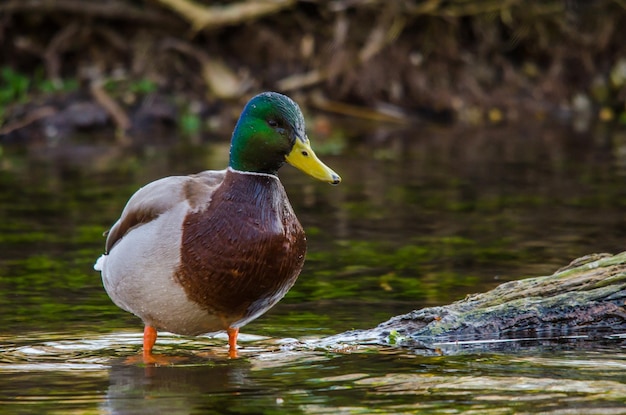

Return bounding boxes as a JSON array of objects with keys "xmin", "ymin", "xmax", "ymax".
[{"xmin": 286, "ymin": 138, "xmax": 341, "ymax": 185}]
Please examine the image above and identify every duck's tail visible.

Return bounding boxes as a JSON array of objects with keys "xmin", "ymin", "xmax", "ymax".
[{"xmin": 94, "ymin": 254, "xmax": 107, "ymax": 271}]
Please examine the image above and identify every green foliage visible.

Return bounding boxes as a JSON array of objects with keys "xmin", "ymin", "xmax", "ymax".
[
  {"xmin": 103, "ymin": 77, "xmax": 158, "ymax": 95},
  {"xmin": 128, "ymin": 78, "xmax": 158, "ymax": 94},
  {"xmin": 101, "ymin": 76, "xmax": 158, "ymax": 97},
  {"xmin": 180, "ymin": 111, "xmax": 202, "ymax": 135},
  {"xmin": 0, "ymin": 67, "xmax": 78, "ymax": 105},
  {"xmin": 0, "ymin": 67, "xmax": 30, "ymax": 105},
  {"xmin": 38, "ymin": 78, "xmax": 79, "ymax": 94},
  {"xmin": 0, "ymin": 66, "xmax": 79, "ymax": 124}
]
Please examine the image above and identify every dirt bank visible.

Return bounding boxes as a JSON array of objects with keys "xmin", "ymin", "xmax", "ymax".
[{"xmin": 1, "ymin": 0, "xmax": 625, "ymax": 138}]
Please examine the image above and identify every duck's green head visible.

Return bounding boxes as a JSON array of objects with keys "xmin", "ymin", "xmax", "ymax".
[{"xmin": 229, "ymin": 92, "xmax": 341, "ymax": 185}]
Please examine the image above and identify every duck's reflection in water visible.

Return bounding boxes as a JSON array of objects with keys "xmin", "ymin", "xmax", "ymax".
[{"xmin": 103, "ymin": 358, "xmax": 259, "ymax": 415}]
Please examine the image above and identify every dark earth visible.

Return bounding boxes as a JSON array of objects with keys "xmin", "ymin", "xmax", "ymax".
[{"xmin": 2, "ymin": 0, "xmax": 626, "ymax": 142}]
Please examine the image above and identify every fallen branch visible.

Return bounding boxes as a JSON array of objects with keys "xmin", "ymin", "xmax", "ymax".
[
  {"xmin": 154, "ymin": 0, "xmax": 295, "ymax": 32},
  {"xmin": 321, "ymin": 252, "xmax": 626, "ymax": 348}
]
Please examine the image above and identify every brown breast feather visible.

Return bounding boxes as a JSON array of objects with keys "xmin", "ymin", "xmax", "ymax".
[{"xmin": 175, "ymin": 170, "xmax": 306, "ymax": 324}]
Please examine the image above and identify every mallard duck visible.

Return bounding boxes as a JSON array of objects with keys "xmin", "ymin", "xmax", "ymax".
[{"xmin": 94, "ymin": 92, "xmax": 340, "ymax": 361}]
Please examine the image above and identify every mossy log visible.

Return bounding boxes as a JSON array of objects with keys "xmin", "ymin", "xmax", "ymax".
[{"xmin": 322, "ymin": 252, "xmax": 626, "ymax": 349}]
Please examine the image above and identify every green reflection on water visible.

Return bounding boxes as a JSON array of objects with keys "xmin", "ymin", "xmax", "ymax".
[
  {"xmin": 0, "ymin": 124, "xmax": 625, "ymax": 414},
  {"xmin": 1, "ymin": 125, "xmax": 625, "ymax": 336}
]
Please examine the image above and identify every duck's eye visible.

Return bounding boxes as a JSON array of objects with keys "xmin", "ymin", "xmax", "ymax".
[{"xmin": 268, "ymin": 119, "xmax": 278, "ymax": 127}]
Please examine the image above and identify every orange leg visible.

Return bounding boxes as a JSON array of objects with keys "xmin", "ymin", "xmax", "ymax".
[
  {"xmin": 143, "ymin": 325, "xmax": 158, "ymax": 363},
  {"xmin": 128, "ymin": 325, "xmax": 186, "ymax": 365},
  {"xmin": 227, "ymin": 327, "xmax": 239, "ymax": 358}
]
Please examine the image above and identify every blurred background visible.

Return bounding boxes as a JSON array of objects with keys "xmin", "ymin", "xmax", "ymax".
[{"xmin": 1, "ymin": 0, "xmax": 625, "ymax": 137}]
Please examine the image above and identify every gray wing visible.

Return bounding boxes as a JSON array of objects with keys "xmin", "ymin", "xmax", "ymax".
[{"xmin": 104, "ymin": 170, "xmax": 226, "ymax": 253}]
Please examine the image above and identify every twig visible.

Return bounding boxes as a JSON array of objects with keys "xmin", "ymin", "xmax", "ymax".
[
  {"xmin": 155, "ymin": 0, "xmax": 295, "ymax": 32},
  {"xmin": 44, "ymin": 22, "xmax": 81, "ymax": 82},
  {"xmin": 89, "ymin": 82, "xmax": 131, "ymax": 143},
  {"xmin": 277, "ymin": 70, "xmax": 326, "ymax": 91},
  {"xmin": 279, "ymin": 4, "xmax": 406, "ymax": 91},
  {"xmin": 161, "ymin": 38, "xmax": 245, "ymax": 99},
  {"xmin": 310, "ymin": 92, "xmax": 408, "ymax": 124},
  {"xmin": 1, "ymin": 0, "xmax": 180, "ymax": 26},
  {"xmin": 359, "ymin": 8, "xmax": 406, "ymax": 63},
  {"xmin": 407, "ymin": 0, "xmax": 443, "ymax": 15},
  {"xmin": 0, "ymin": 106, "xmax": 57, "ymax": 136}
]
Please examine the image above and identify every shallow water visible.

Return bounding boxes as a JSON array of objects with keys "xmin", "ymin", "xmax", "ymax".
[
  {"xmin": 2, "ymin": 331, "xmax": 626, "ymax": 414},
  {"xmin": 1, "ymin": 121, "xmax": 625, "ymax": 414}
]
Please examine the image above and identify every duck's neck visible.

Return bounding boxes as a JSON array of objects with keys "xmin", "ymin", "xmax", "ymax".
[
  {"xmin": 221, "ymin": 167, "xmax": 285, "ymax": 206},
  {"xmin": 227, "ymin": 166, "xmax": 278, "ymax": 181}
]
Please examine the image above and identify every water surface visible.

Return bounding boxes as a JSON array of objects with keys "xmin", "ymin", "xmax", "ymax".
[{"xmin": 1, "ymin": 121, "xmax": 625, "ymax": 413}]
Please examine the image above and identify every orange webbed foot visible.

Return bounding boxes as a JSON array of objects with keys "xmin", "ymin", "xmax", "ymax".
[
  {"xmin": 123, "ymin": 325, "xmax": 187, "ymax": 366},
  {"xmin": 124, "ymin": 325, "xmax": 241, "ymax": 364}
]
